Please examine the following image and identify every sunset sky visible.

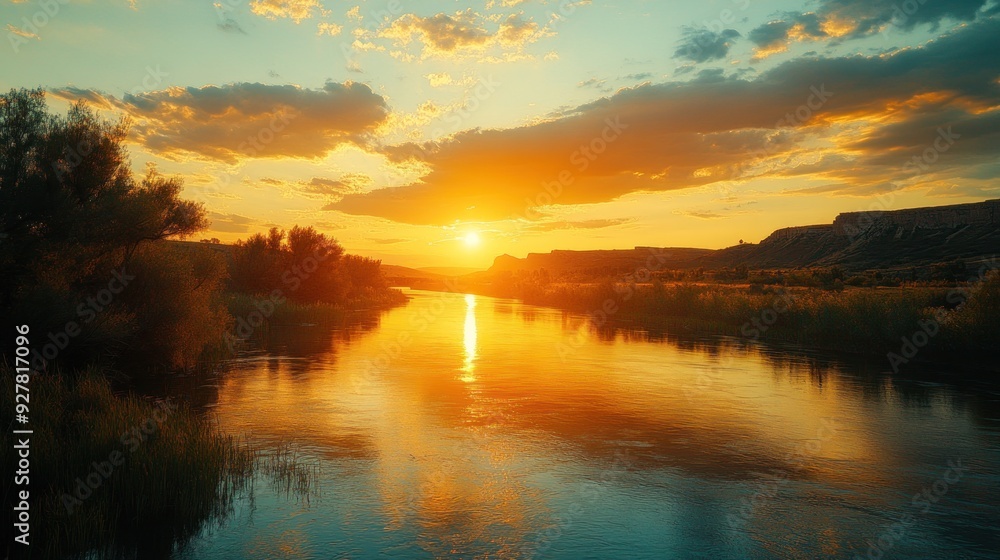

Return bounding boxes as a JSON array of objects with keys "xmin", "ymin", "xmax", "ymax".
[{"xmin": 4, "ymin": 0, "xmax": 999, "ymax": 267}]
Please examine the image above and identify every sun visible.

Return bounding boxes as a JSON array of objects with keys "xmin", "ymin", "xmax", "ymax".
[{"xmin": 463, "ymin": 231, "xmax": 481, "ymax": 247}]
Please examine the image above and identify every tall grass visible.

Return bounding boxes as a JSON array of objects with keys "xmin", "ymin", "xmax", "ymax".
[
  {"xmin": 226, "ymin": 289, "xmax": 408, "ymax": 326},
  {"xmin": 1, "ymin": 368, "xmax": 254, "ymax": 559},
  {"xmin": 518, "ymin": 274, "xmax": 999, "ymax": 357}
]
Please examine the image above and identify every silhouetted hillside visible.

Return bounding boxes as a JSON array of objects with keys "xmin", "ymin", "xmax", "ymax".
[{"xmin": 488, "ymin": 199, "xmax": 1000, "ymax": 276}]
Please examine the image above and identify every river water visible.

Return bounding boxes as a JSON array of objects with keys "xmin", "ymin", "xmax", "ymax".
[{"xmin": 169, "ymin": 289, "xmax": 1000, "ymax": 559}]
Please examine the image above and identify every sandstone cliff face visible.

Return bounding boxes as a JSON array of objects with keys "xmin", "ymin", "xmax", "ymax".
[
  {"xmin": 489, "ymin": 199, "xmax": 1000, "ymax": 275},
  {"xmin": 762, "ymin": 225, "xmax": 835, "ymax": 243},
  {"xmin": 832, "ymin": 199, "xmax": 1000, "ymax": 236}
]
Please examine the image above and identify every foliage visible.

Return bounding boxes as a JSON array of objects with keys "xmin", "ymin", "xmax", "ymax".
[
  {"xmin": 228, "ymin": 226, "xmax": 403, "ymax": 308},
  {"xmin": 487, "ymin": 272, "xmax": 996, "ymax": 358},
  {"xmin": 0, "ymin": 89, "xmax": 222, "ymax": 371},
  {"xmin": 0, "ymin": 368, "xmax": 254, "ymax": 559}
]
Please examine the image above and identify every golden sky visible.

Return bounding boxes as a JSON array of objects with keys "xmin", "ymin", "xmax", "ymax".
[{"xmin": 4, "ymin": 0, "xmax": 1000, "ymax": 267}]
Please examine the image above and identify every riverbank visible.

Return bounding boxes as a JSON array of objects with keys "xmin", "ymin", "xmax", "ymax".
[
  {"xmin": 226, "ymin": 288, "xmax": 408, "ymax": 325},
  {"xmin": 2, "ymin": 368, "xmax": 255, "ymax": 559},
  {"xmin": 445, "ymin": 272, "xmax": 999, "ymax": 364},
  {"xmin": 1, "ymin": 365, "xmax": 328, "ymax": 559}
]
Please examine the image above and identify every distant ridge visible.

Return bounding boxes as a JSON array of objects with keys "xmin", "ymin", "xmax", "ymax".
[{"xmin": 488, "ymin": 199, "xmax": 1000, "ymax": 274}]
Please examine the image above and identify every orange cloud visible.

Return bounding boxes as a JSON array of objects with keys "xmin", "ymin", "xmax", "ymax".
[
  {"xmin": 378, "ymin": 9, "xmax": 545, "ymax": 59},
  {"xmin": 250, "ymin": 0, "xmax": 324, "ymax": 23},
  {"xmin": 332, "ymin": 19, "xmax": 1000, "ymax": 224},
  {"xmin": 51, "ymin": 82, "xmax": 389, "ymax": 164}
]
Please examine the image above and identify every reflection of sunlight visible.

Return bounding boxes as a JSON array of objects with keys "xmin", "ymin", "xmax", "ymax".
[{"xmin": 461, "ymin": 294, "xmax": 477, "ymax": 382}]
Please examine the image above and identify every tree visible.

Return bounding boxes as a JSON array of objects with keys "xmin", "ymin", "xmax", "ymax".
[
  {"xmin": 0, "ymin": 89, "xmax": 219, "ymax": 370},
  {"xmin": 229, "ymin": 225, "xmax": 345, "ymax": 303}
]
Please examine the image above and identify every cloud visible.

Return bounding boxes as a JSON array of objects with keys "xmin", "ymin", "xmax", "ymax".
[
  {"xmin": 50, "ymin": 82, "xmax": 389, "ymax": 164},
  {"xmin": 6, "ymin": 24, "xmax": 39, "ymax": 39},
  {"xmin": 217, "ymin": 18, "xmax": 246, "ymax": 34},
  {"xmin": 681, "ymin": 211, "xmax": 724, "ymax": 220},
  {"xmin": 577, "ymin": 78, "xmax": 609, "ymax": 92},
  {"xmin": 674, "ymin": 27, "xmax": 740, "ymax": 63},
  {"xmin": 381, "ymin": 10, "xmax": 490, "ymax": 52},
  {"xmin": 299, "ymin": 178, "xmax": 353, "ymax": 198},
  {"xmin": 330, "ymin": 18, "xmax": 1000, "ymax": 224},
  {"xmin": 623, "ymin": 72, "xmax": 653, "ymax": 81},
  {"xmin": 378, "ymin": 9, "xmax": 545, "ymax": 59},
  {"xmin": 250, "ymin": 0, "xmax": 323, "ymax": 23},
  {"xmin": 207, "ymin": 212, "xmax": 259, "ymax": 234},
  {"xmin": 425, "ymin": 72, "xmax": 454, "ymax": 87},
  {"xmin": 260, "ymin": 174, "xmax": 374, "ymax": 200},
  {"xmin": 748, "ymin": 0, "xmax": 992, "ymax": 57},
  {"xmin": 523, "ymin": 218, "xmax": 632, "ymax": 232},
  {"xmin": 317, "ymin": 22, "xmax": 342, "ymax": 36}
]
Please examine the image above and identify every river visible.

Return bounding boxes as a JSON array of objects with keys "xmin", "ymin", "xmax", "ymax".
[{"xmin": 166, "ymin": 289, "xmax": 1000, "ymax": 559}]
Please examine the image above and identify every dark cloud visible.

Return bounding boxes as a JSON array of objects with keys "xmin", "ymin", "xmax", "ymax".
[
  {"xmin": 749, "ymin": 0, "xmax": 992, "ymax": 55},
  {"xmin": 331, "ymin": 18, "xmax": 1000, "ymax": 224},
  {"xmin": 623, "ymin": 72, "xmax": 654, "ymax": 81},
  {"xmin": 577, "ymin": 78, "xmax": 611, "ymax": 93},
  {"xmin": 748, "ymin": 19, "xmax": 795, "ymax": 50},
  {"xmin": 51, "ymin": 82, "xmax": 389, "ymax": 163},
  {"xmin": 674, "ymin": 27, "xmax": 741, "ymax": 63},
  {"xmin": 217, "ymin": 18, "xmax": 246, "ymax": 34},
  {"xmin": 207, "ymin": 212, "xmax": 258, "ymax": 233}
]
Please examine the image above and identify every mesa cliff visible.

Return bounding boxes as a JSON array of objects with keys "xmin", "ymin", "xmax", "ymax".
[{"xmin": 488, "ymin": 199, "xmax": 1000, "ymax": 275}]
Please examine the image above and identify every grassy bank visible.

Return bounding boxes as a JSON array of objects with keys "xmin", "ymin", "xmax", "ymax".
[
  {"xmin": 2, "ymin": 368, "xmax": 254, "ymax": 559},
  {"xmin": 510, "ymin": 272, "xmax": 1000, "ymax": 359},
  {"xmin": 226, "ymin": 289, "xmax": 408, "ymax": 326}
]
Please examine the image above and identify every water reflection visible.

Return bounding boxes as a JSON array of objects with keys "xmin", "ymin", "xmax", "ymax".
[
  {"xmin": 172, "ymin": 289, "xmax": 1000, "ymax": 559},
  {"xmin": 461, "ymin": 294, "xmax": 478, "ymax": 382}
]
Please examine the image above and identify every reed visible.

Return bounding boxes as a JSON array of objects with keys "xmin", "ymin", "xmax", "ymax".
[
  {"xmin": 1, "ymin": 368, "xmax": 254, "ymax": 559},
  {"xmin": 225, "ymin": 289, "xmax": 408, "ymax": 327},
  {"xmin": 519, "ymin": 276, "xmax": 998, "ymax": 357}
]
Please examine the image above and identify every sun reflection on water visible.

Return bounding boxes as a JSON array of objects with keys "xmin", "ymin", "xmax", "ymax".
[{"xmin": 461, "ymin": 294, "xmax": 478, "ymax": 382}]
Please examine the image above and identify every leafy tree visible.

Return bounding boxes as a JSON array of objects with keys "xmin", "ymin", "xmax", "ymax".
[
  {"xmin": 0, "ymin": 88, "xmax": 219, "ymax": 370},
  {"xmin": 229, "ymin": 225, "xmax": 345, "ymax": 303}
]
